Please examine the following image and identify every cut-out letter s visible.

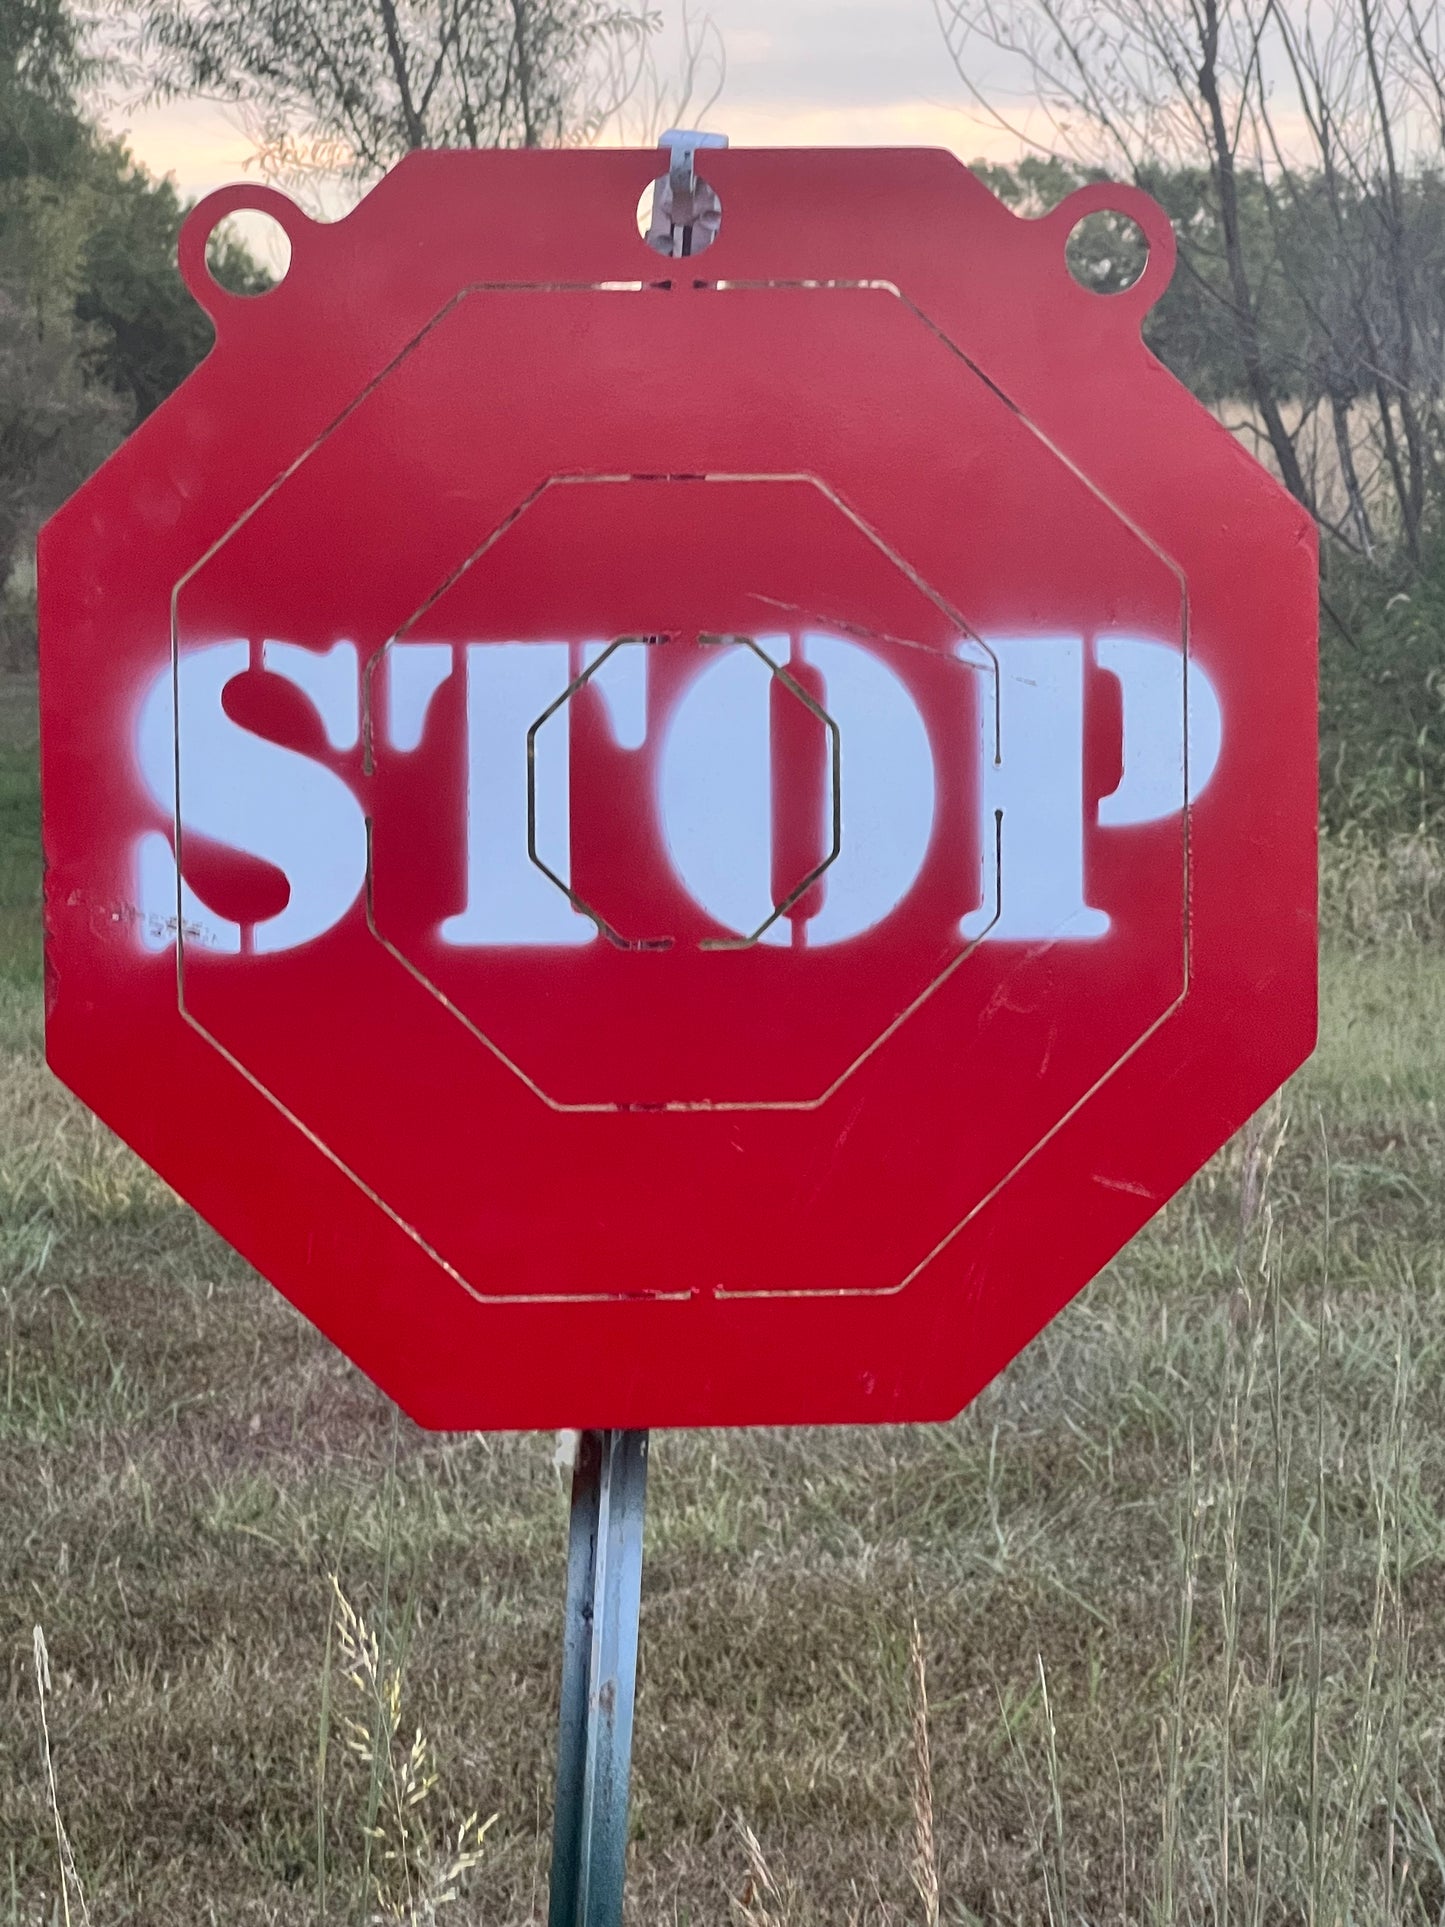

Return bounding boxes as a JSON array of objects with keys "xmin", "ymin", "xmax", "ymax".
[{"xmin": 135, "ymin": 640, "xmax": 367, "ymax": 954}]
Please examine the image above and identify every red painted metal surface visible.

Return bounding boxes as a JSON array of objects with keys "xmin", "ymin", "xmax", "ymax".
[{"xmin": 38, "ymin": 150, "xmax": 1317, "ymax": 1429}]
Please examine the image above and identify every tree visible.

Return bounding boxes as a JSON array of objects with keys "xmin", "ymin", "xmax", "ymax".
[
  {"xmin": 117, "ymin": 0, "xmax": 660, "ymax": 190},
  {"xmin": 1, "ymin": 0, "xmax": 117, "ymax": 630},
  {"xmin": 1, "ymin": 0, "xmax": 94, "ymax": 181},
  {"xmin": 935, "ymin": 0, "xmax": 1445, "ymax": 561},
  {"xmin": 0, "ymin": 0, "xmax": 270, "ymax": 660}
]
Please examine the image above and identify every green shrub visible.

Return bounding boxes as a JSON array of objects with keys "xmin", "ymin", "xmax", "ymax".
[{"xmin": 1321, "ymin": 539, "xmax": 1445, "ymax": 838}]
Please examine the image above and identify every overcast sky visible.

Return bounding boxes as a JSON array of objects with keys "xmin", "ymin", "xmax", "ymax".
[{"xmin": 101, "ymin": 0, "xmax": 1030, "ymax": 204}]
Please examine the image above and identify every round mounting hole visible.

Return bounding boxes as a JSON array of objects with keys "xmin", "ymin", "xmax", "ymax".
[
  {"xmin": 205, "ymin": 210, "xmax": 290, "ymax": 297},
  {"xmin": 637, "ymin": 173, "xmax": 722, "ymax": 259},
  {"xmin": 1065, "ymin": 209, "xmax": 1149, "ymax": 295}
]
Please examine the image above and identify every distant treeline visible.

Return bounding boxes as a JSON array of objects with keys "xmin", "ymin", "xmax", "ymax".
[{"xmin": 978, "ymin": 158, "xmax": 1445, "ymax": 838}]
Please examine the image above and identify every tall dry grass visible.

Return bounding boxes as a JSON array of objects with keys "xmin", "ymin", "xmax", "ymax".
[
  {"xmin": 725, "ymin": 1067, "xmax": 1444, "ymax": 1926},
  {"xmin": 1320, "ymin": 828, "xmax": 1445, "ymax": 949},
  {"xmin": 11, "ymin": 934, "xmax": 1445, "ymax": 1925}
]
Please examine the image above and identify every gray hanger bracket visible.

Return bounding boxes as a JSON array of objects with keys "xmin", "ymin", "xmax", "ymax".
[{"xmin": 645, "ymin": 128, "xmax": 729, "ymax": 259}]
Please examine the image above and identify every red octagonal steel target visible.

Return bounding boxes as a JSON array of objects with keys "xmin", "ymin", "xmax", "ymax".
[{"xmin": 38, "ymin": 149, "xmax": 1317, "ymax": 1429}]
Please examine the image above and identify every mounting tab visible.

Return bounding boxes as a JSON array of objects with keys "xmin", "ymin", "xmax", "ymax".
[{"xmin": 646, "ymin": 129, "xmax": 728, "ymax": 260}]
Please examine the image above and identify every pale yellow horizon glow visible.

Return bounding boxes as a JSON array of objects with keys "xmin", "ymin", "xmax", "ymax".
[{"xmin": 104, "ymin": 95, "xmax": 1041, "ymax": 209}]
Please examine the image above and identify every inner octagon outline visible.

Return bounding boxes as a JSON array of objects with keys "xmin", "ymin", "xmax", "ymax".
[{"xmin": 164, "ymin": 277, "xmax": 1197, "ymax": 1304}]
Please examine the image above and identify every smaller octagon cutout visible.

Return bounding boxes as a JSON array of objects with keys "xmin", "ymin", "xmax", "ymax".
[
  {"xmin": 527, "ymin": 632, "xmax": 843, "ymax": 953},
  {"xmin": 154, "ymin": 276, "xmax": 1204, "ymax": 1307}
]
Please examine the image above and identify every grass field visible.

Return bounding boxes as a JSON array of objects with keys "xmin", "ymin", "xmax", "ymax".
[{"xmin": 3, "ymin": 673, "xmax": 1445, "ymax": 1925}]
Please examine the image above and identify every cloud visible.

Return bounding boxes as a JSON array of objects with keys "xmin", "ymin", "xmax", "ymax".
[
  {"xmin": 109, "ymin": 98, "xmax": 258, "ymax": 196},
  {"xmin": 704, "ymin": 0, "xmax": 965, "ymax": 106},
  {"xmin": 706, "ymin": 95, "xmax": 1032, "ymax": 157}
]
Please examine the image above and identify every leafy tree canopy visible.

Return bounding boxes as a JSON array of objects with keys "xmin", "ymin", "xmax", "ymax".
[
  {"xmin": 0, "ymin": 0, "xmax": 266, "ymax": 649},
  {"xmin": 122, "ymin": 0, "xmax": 659, "ymax": 186}
]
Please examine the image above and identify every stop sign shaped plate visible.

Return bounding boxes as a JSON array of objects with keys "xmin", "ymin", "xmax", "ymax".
[{"xmin": 39, "ymin": 150, "xmax": 1317, "ymax": 1428}]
